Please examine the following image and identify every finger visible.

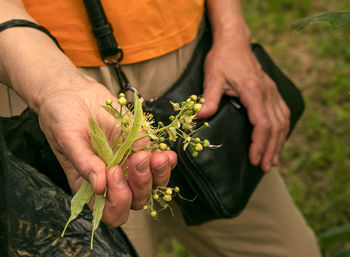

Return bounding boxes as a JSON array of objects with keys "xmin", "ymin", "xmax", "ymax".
[
  {"xmin": 240, "ymin": 80, "xmax": 270, "ymax": 166},
  {"xmin": 164, "ymin": 150, "xmax": 177, "ymax": 170},
  {"xmin": 198, "ymin": 69, "xmax": 226, "ymax": 119},
  {"xmin": 150, "ymin": 150, "xmax": 172, "ymax": 186},
  {"xmin": 260, "ymin": 115, "xmax": 281, "ymax": 172},
  {"xmin": 259, "ymin": 86, "xmax": 283, "ymax": 171},
  {"xmin": 102, "ymin": 165, "xmax": 132, "ymax": 227},
  {"xmin": 51, "ymin": 149, "xmax": 83, "ymax": 192},
  {"xmin": 44, "ymin": 124, "xmax": 107, "ymax": 194},
  {"xmin": 127, "ymin": 151, "xmax": 153, "ymax": 210},
  {"xmin": 272, "ymin": 99, "xmax": 291, "ymax": 165}
]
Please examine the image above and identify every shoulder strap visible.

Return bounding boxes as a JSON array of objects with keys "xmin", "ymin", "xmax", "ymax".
[
  {"xmin": 82, "ymin": 0, "xmax": 123, "ymax": 64},
  {"xmin": 83, "ymin": 0, "xmax": 137, "ymax": 95}
]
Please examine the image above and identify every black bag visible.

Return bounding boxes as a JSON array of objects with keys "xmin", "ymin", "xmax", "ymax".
[
  {"xmin": 0, "ymin": 111, "xmax": 139, "ymax": 257},
  {"xmin": 144, "ymin": 28, "xmax": 305, "ymax": 226}
]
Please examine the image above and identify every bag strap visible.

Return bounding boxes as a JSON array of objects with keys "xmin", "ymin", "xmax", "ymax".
[{"xmin": 82, "ymin": 0, "xmax": 135, "ymax": 94}]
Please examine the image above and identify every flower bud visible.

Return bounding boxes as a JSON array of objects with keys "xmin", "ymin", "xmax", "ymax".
[
  {"xmin": 190, "ymin": 95, "xmax": 198, "ymax": 102},
  {"xmin": 193, "ymin": 103, "xmax": 202, "ymax": 113},
  {"xmin": 174, "ymin": 186, "xmax": 180, "ymax": 192},
  {"xmin": 203, "ymin": 139, "xmax": 210, "ymax": 147},
  {"xmin": 195, "ymin": 143, "xmax": 203, "ymax": 152},
  {"xmin": 150, "ymin": 210, "xmax": 157, "ymax": 217},
  {"xmin": 118, "ymin": 93, "xmax": 126, "ymax": 98},
  {"xmin": 163, "ymin": 194, "xmax": 172, "ymax": 202},
  {"xmin": 106, "ymin": 99, "xmax": 113, "ymax": 105},
  {"xmin": 118, "ymin": 97, "xmax": 127, "ymax": 106},
  {"xmin": 153, "ymin": 194, "xmax": 159, "ymax": 199},
  {"xmin": 192, "ymin": 151, "xmax": 198, "ymax": 157},
  {"xmin": 169, "ymin": 115, "xmax": 175, "ymax": 121},
  {"xmin": 165, "ymin": 188, "xmax": 173, "ymax": 195},
  {"xmin": 199, "ymin": 98, "xmax": 205, "ymax": 104},
  {"xmin": 143, "ymin": 205, "xmax": 148, "ymax": 210},
  {"xmin": 159, "ymin": 143, "xmax": 168, "ymax": 151}
]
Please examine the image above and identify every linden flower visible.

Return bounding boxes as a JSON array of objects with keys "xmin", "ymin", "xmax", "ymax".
[{"xmin": 141, "ymin": 113, "xmax": 155, "ymax": 134}]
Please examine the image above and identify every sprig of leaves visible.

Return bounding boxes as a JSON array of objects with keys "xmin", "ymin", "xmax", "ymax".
[{"xmin": 61, "ymin": 93, "xmax": 211, "ymax": 249}]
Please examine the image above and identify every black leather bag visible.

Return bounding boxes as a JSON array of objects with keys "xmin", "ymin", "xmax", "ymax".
[{"xmin": 144, "ymin": 28, "xmax": 305, "ymax": 226}]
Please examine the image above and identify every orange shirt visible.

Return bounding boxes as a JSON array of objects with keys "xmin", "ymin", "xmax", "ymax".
[{"xmin": 22, "ymin": 0, "xmax": 204, "ymax": 66}]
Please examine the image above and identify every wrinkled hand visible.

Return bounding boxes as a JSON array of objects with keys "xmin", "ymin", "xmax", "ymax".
[
  {"xmin": 37, "ymin": 79, "xmax": 176, "ymax": 226},
  {"xmin": 198, "ymin": 39, "xmax": 290, "ymax": 172}
]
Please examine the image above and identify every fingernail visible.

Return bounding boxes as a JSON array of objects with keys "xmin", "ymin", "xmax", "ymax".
[
  {"xmin": 113, "ymin": 168, "xmax": 126, "ymax": 187},
  {"xmin": 136, "ymin": 157, "xmax": 150, "ymax": 174},
  {"xmin": 89, "ymin": 173, "xmax": 97, "ymax": 191},
  {"xmin": 273, "ymin": 155, "xmax": 279, "ymax": 165},
  {"xmin": 155, "ymin": 162, "xmax": 168, "ymax": 174}
]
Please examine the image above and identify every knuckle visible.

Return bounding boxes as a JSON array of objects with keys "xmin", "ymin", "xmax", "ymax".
[
  {"xmin": 271, "ymin": 124, "xmax": 280, "ymax": 135},
  {"xmin": 258, "ymin": 118, "xmax": 272, "ymax": 131},
  {"xmin": 247, "ymin": 79, "xmax": 263, "ymax": 92},
  {"xmin": 74, "ymin": 157, "xmax": 89, "ymax": 174}
]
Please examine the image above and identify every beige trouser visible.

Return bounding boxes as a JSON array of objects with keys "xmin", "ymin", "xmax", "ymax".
[{"xmin": 1, "ymin": 26, "xmax": 321, "ymax": 257}]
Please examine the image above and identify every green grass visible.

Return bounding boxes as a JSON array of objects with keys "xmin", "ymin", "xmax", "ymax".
[{"xmin": 158, "ymin": 1, "xmax": 350, "ymax": 256}]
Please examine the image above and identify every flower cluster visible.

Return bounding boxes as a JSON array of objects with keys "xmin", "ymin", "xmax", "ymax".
[
  {"xmin": 102, "ymin": 94, "xmax": 210, "ymax": 218},
  {"xmin": 143, "ymin": 186, "xmax": 180, "ymax": 218}
]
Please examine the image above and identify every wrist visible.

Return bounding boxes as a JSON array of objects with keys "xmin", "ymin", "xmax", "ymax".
[{"xmin": 211, "ymin": 21, "xmax": 251, "ymax": 47}]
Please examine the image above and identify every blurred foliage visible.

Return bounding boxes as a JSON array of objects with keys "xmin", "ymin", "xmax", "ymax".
[
  {"xmin": 158, "ymin": 0, "xmax": 350, "ymax": 256},
  {"xmin": 291, "ymin": 11, "xmax": 350, "ymax": 31}
]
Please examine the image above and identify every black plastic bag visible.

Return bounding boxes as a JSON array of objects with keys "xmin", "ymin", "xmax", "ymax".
[{"xmin": 0, "ymin": 109, "xmax": 138, "ymax": 257}]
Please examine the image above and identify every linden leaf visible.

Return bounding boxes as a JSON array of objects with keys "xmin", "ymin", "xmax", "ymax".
[
  {"xmin": 101, "ymin": 104, "xmax": 121, "ymax": 119},
  {"xmin": 90, "ymin": 194, "xmax": 106, "ymax": 250},
  {"xmin": 89, "ymin": 118, "xmax": 113, "ymax": 165},
  {"xmin": 112, "ymin": 133, "xmax": 123, "ymax": 153},
  {"xmin": 108, "ymin": 92, "xmax": 143, "ymax": 168},
  {"xmin": 61, "ymin": 180, "xmax": 94, "ymax": 237}
]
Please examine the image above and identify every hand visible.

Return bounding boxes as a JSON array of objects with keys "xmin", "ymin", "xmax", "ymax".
[
  {"xmin": 198, "ymin": 38, "xmax": 290, "ymax": 172},
  {"xmin": 37, "ymin": 78, "xmax": 176, "ymax": 226}
]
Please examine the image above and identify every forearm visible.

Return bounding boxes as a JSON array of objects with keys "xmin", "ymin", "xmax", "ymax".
[
  {"xmin": 206, "ymin": 0, "xmax": 251, "ymax": 45},
  {"xmin": 0, "ymin": 0, "xmax": 86, "ymax": 113}
]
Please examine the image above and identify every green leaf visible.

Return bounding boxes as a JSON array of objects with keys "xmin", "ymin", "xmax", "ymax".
[
  {"xmin": 88, "ymin": 118, "xmax": 113, "ymax": 165},
  {"xmin": 61, "ymin": 179, "xmax": 94, "ymax": 237},
  {"xmin": 108, "ymin": 92, "xmax": 143, "ymax": 168},
  {"xmin": 319, "ymin": 223, "xmax": 350, "ymax": 250},
  {"xmin": 101, "ymin": 104, "xmax": 121, "ymax": 120},
  {"xmin": 112, "ymin": 132, "xmax": 123, "ymax": 153},
  {"xmin": 90, "ymin": 194, "xmax": 106, "ymax": 250},
  {"xmin": 291, "ymin": 11, "xmax": 350, "ymax": 31}
]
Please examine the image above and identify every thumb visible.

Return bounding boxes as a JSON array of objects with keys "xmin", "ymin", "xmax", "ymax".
[{"xmin": 197, "ymin": 74, "xmax": 225, "ymax": 119}]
